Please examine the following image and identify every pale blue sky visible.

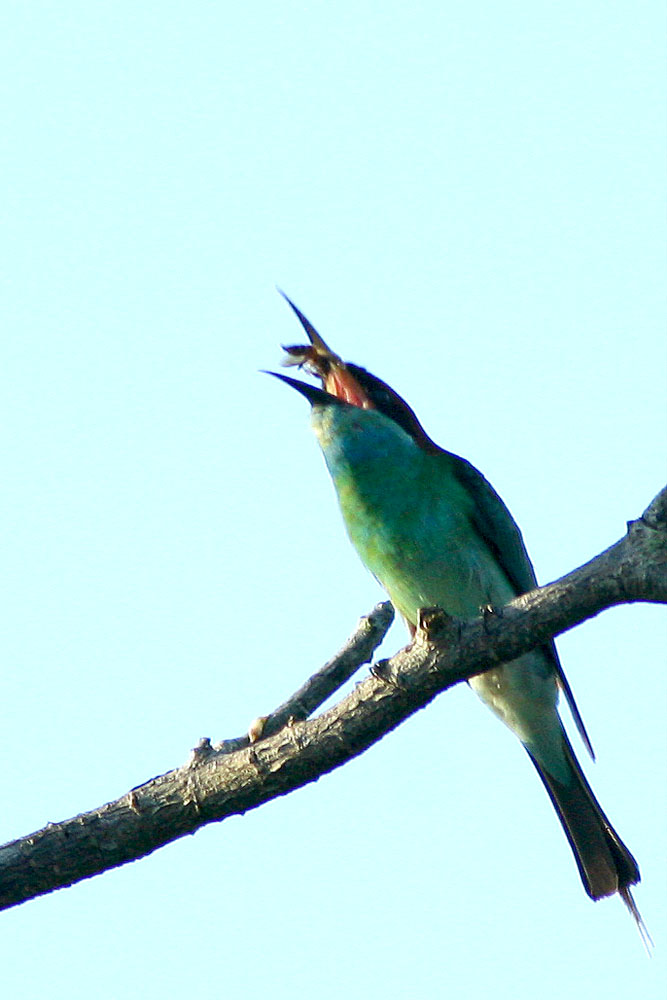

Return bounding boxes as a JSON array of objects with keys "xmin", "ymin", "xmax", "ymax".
[{"xmin": 1, "ymin": 2, "xmax": 665, "ymax": 997}]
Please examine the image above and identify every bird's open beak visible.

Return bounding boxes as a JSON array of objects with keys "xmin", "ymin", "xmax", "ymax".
[{"xmin": 277, "ymin": 291, "xmax": 374, "ymax": 410}]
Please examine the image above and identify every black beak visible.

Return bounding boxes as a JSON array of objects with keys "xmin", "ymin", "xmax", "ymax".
[{"xmin": 263, "ymin": 370, "xmax": 344, "ymax": 408}]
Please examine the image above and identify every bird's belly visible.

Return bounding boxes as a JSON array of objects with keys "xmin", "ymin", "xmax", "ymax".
[
  {"xmin": 342, "ymin": 489, "xmax": 560, "ymax": 755},
  {"xmin": 469, "ymin": 653, "xmax": 559, "ymax": 744},
  {"xmin": 346, "ymin": 497, "xmax": 511, "ymax": 623}
]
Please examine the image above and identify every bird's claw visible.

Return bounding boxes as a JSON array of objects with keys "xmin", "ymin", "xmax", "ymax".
[
  {"xmin": 479, "ymin": 603, "xmax": 501, "ymax": 633},
  {"xmin": 416, "ymin": 605, "xmax": 460, "ymax": 644}
]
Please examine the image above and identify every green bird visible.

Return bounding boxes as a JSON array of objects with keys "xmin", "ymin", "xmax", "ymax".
[{"xmin": 270, "ymin": 294, "xmax": 644, "ymax": 930}]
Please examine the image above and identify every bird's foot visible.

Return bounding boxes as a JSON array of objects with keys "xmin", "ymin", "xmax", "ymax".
[
  {"xmin": 479, "ymin": 603, "xmax": 502, "ymax": 633},
  {"xmin": 416, "ymin": 605, "xmax": 461, "ymax": 644}
]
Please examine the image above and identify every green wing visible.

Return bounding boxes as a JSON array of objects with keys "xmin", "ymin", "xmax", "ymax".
[{"xmin": 447, "ymin": 450, "xmax": 595, "ymax": 760}]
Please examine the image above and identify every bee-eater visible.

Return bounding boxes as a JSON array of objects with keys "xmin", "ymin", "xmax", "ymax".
[{"xmin": 270, "ymin": 294, "xmax": 644, "ymax": 930}]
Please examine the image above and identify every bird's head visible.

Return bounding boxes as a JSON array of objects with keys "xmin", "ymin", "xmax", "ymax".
[{"xmin": 274, "ymin": 292, "xmax": 439, "ymax": 453}]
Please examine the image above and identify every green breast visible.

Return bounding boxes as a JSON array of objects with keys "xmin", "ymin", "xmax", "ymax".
[{"xmin": 312, "ymin": 404, "xmax": 515, "ymax": 624}]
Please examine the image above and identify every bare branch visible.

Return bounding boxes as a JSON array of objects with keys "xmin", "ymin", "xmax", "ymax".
[
  {"xmin": 0, "ymin": 486, "xmax": 664, "ymax": 912},
  {"xmin": 215, "ymin": 600, "xmax": 394, "ymax": 754}
]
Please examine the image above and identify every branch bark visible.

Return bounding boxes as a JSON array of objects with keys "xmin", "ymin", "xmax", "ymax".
[{"xmin": 1, "ymin": 487, "xmax": 665, "ymax": 912}]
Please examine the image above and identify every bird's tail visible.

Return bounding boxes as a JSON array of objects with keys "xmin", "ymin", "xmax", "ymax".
[{"xmin": 526, "ymin": 733, "xmax": 649, "ymax": 942}]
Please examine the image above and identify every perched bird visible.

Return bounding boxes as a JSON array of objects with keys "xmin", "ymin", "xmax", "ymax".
[{"xmin": 270, "ymin": 293, "xmax": 645, "ymax": 932}]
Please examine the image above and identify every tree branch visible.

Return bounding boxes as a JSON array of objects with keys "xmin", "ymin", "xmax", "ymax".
[
  {"xmin": 214, "ymin": 600, "xmax": 394, "ymax": 754},
  {"xmin": 1, "ymin": 486, "xmax": 665, "ymax": 912}
]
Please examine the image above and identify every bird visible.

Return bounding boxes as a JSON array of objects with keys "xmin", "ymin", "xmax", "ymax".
[{"xmin": 268, "ymin": 292, "xmax": 646, "ymax": 933}]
